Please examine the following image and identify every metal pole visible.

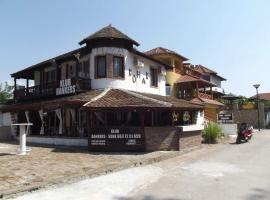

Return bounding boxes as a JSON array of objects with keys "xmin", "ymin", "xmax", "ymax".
[{"xmin": 256, "ymin": 88, "xmax": 260, "ymax": 131}]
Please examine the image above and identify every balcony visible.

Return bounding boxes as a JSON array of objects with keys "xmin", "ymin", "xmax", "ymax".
[
  {"xmin": 15, "ymin": 78, "xmax": 91, "ymax": 101},
  {"xmin": 198, "ymin": 92, "xmax": 213, "ymax": 100}
]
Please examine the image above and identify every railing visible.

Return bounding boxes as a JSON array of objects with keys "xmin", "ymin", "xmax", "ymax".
[
  {"xmin": 198, "ymin": 92, "xmax": 213, "ymax": 100},
  {"xmin": 15, "ymin": 78, "xmax": 91, "ymax": 101}
]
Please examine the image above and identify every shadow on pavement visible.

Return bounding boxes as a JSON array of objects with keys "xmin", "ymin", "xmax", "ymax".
[{"xmin": 245, "ymin": 188, "xmax": 270, "ymax": 200}]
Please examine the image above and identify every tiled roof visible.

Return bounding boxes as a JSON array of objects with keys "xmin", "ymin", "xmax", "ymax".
[
  {"xmin": 194, "ymin": 65, "xmax": 226, "ymax": 81},
  {"xmin": 191, "ymin": 98, "xmax": 224, "ymax": 106},
  {"xmin": 2, "ymin": 89, "xmax": 203, "ymax": 112},
  {"xmin": 79, "ymin": 25, "xmax": 139, "ymax": 46},
  {"xmin": 83, "ymin": 88, "xmax": 203, "ymax": 109},
  {"xmin": 174, "ymin": 74, "xmax": 216, "ymax": 87},
  {"xmin": 194, "ymin": 65, "xmax": 217, "ymax": 74},
  {"xmin": 250, "ymin": 93, "xmax": 270, "ymax": 101},
  {"xmin": 144, "ymin": 47, "xmax": 189, "ymax": 61}
]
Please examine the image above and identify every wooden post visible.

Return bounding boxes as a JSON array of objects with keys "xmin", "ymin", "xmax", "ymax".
[{"xmin": 196, "ymin": 82, "xmax": 199, "ymax": 97}]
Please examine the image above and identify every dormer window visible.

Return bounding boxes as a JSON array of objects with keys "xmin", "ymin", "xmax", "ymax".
[{"xmin": 95, "ymin": 56, "xmax": 107, "ymax": 78}]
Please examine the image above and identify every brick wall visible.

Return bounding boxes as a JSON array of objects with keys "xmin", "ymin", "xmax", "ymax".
[
  {"xmin": 179, "ymin": 130, "xmax": 202, "ymax": 150},
  {"xmin": 145, "ymin": 127, "xmax": 180, "ymax": 151}
]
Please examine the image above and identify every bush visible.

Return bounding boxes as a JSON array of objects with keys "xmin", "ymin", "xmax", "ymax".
[{"xmin": 202, "ymin": 122, "xmax": 222, "ymax": 144}]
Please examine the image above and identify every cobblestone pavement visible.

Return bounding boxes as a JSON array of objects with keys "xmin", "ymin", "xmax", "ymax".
[{"xmin": 0, "ymin": 142, "xmax": 181, "ymax": 198}]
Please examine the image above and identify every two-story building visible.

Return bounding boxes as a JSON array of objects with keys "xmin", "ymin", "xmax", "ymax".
[
  {"xmin": 1, "ymin": 25, "xmax": 204, "ymax": 152},
  {"xmin": 145, "ymin": 47, "xmax": 225, "ymax": 122}
]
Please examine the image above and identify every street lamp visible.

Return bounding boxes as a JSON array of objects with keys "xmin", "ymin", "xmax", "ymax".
[{"xmin": 253, "ymin": 84, "xmax": 260, "ymax": 131}]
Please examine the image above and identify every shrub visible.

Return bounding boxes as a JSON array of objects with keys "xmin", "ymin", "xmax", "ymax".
[{"xmin": 202, "ymin": 122, "xmax": 222, "ymax": 144}]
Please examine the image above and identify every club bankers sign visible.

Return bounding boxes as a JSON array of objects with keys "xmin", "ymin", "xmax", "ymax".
[
  {"xmin": 88, "ymin": 127, "xmax": 145, "ymax": 152},
  {"xmin": 56, "ymin": 79, "xmax": 76, "ymax": 96}
]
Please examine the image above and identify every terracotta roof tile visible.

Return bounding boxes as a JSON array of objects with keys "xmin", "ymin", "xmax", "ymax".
[
  {"xmin": 145, "ymin": 47, "xmax": 188, "ymax": 61},
  {"xmin": 250, "ymin": 93, "xmax": 270, "ymax": 101},
  {"xmin": 83, "ymin": 89, "xmax": 203, "ymax": 109},
  {"xmin": 191, "ymin": 97, "xmax": 224, "ymax": 106},
  {"xmin": 174, "ymin": 74, "xmax": 216, "ymax": 87}
]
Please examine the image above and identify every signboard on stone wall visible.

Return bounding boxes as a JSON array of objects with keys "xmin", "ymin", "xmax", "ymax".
[
  {"xmin": 218, "ymin": 113, "xmax": 233, "ymax": 124},
  {"xmin": 88, "ymin": 127, "xmax": 145, "ymax": 152}
]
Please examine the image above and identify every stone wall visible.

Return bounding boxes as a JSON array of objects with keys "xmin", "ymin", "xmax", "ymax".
[
  {"xmin": 144, "ymin": 126, "xmax": 180, "ymax": 151},
  {"xmin": 179, "ymin": 130, "xmax": 202, "ymax": 150},
  {"xmin": 232, "ymin": 102, "xmax": 265, "ymax": 128}
]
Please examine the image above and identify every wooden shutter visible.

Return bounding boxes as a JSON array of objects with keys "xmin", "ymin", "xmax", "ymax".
[{"xmin": 106, "ymin": 54, "xmax": 113, "ymax": 78}]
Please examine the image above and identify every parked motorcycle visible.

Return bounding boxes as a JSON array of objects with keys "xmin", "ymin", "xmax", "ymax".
[{"xmin": 236, "ymin": 123, "xmax": 253, "ymax": 144}]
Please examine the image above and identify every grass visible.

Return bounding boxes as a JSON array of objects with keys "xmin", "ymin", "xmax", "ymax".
[{"xmin": 202, "ymin": 122, "xmax": 223, "ymax": 144}]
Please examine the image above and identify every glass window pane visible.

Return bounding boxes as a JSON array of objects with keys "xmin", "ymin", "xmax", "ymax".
[
  {"xmin": 96, "ymin": 56, "xmax": 106, "ymax": 78},
  {"xmin": 113, "ymin": 56, "xmax": 123, "ymax": 77}
]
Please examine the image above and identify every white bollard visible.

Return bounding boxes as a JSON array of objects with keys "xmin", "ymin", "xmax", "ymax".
[{"xmin": 11, "ymin": 123, "xmax": 33, "ymax": 156}]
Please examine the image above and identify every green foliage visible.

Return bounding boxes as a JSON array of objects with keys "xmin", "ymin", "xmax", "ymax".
[
  {"xmin": 202, "ymin": 122, "xmax": 222, "ymax": 144},
  {"xmin": 0, "ymin": 82, "xmax": 14, "ymax": 103}
]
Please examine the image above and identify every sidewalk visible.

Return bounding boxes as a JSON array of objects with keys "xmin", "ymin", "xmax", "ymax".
[{"xmin": 0, "ymin": 142, "xmax": 181, "ymax": 199}]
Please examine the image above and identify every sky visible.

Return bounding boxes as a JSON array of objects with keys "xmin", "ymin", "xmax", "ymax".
[{"xmin": 0, "ymin": 0, "xmax": 269, "ymax": 97}]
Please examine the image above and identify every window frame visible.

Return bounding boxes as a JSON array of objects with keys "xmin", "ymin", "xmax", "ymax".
[
  {"xmin": 150, "ymin": 67, "xmax": 158, "ymax": 87},
  {"xmin": 113, "ymin": 55, "xmax": 125, "ymax": 79},
  {"xmin": 95, "ymin": 55, "xmax": 107, "ymax": 79}
]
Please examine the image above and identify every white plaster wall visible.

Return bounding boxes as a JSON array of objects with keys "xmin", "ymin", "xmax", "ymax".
[
  {"xmin": 89, "ymin": 47, "xmax": 166, "ymax": 96},
  {"xmin": 210, "ymin": 75, "xmax": 222, "ymax": 87}
]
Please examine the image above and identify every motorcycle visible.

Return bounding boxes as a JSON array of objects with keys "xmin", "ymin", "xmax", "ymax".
[{"xmin": 236, "ymin": 123, "xmax": 253, "ymax": 144}]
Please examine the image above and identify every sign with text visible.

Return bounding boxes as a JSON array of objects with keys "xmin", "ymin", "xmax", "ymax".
[
  {"xmin": 218, "ymin": 113, "xmax": 233, "ymax": 124},
  {"xmin": 56, "ymin": 79, "xmax": 76, "ymax": 96},
  {"xmin": 88, "ymin": 127, "xmax": 145, "ymax": 152}
]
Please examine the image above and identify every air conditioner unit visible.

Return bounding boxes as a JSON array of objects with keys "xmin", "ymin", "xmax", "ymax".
[{"xmin": 134, "ymin": 58, "xmax": 144, "ymax": 68}]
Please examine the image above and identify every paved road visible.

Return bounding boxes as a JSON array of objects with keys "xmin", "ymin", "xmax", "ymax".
[{"xmin": 12, "ymin": 130, "xmax": 270, "ymax": 200}]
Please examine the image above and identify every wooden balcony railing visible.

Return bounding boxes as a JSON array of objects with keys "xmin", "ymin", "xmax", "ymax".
[
  {"xmin": 15, "ymin": 78, "xmax": 91, "ymax": 101},
  {"xmin": 198, "ymin": 92, "xmax": 213, "ymax": 100}
]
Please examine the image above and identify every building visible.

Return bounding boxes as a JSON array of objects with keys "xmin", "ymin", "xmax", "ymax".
[
  {"xmin": 1, "ymin": 25, "xmax": 204, "ymax": 151},
  {"xmin": 145, "ymin": 47, "xmax": 225, "ymax": 122}
]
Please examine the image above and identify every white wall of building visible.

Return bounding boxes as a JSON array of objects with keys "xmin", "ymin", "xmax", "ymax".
[
  {"xmin": 33, "ymin": 47, "xmax": 167, "ymax": 96},
  {"xmin": 89, "ymin": 47, "xmax": 166, "ymax": 96}
]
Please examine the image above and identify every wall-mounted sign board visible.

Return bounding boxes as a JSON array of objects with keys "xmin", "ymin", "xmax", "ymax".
[{"xmin": 88, "ymin": 127, "xmax": 145, "ymax": 152}]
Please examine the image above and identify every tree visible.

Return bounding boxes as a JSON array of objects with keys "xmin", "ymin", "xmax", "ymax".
[{"xmin": 0, "ymin": 82, "xmax": 14, "ymax": 103}]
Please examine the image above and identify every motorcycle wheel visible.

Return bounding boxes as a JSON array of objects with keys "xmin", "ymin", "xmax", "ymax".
[{"xmin": 236, "ymin": 137, "xmax": 241, "ymax": 144}]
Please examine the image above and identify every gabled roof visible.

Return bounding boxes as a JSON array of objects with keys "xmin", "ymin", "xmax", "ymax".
[
  {"xmin": 174, "ymin": 74, "xmax": 216, "ymax": 87},
  {"xmin": 194, "ymin": 65, "xmax": 226, "ymax": 81},
  {"xmin": 144, "ymin": 47, "xmax": 189, "ymax": 61},
  {"xmin": 191, "ymin": 97, "xmax": 224, "ymax": 107},
  {"xmin": 79, "ymin": 25, "xmax": 139, "ymax": 46},
  {"xmin": 250, "ymin": 93, "xmax": 270, "ymax": 101}
]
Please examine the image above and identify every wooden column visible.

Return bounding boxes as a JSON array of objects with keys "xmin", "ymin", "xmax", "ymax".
[{"xmin": 196, "ymin": 82, "xmax": 199, "ymax": 97}]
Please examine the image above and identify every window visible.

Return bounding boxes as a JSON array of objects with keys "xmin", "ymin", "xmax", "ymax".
[
  {"xmin": 166, "ymin": 84, "xmax": 171, "ymax": 96},
  {"xmin": 150, "ymin": 68, "xmax": 158, "ymax": 87},
  {"xmin": 95, "ymin": 56, "xmax": 106, "ymax": 78},
  {"xmin": 78, "ymin": 60, "xmax": 90, "ymax": 78},
  {"xmin": 45, "ymin": 70, "xmax": 56, "ymax": 83},
  {"xmin": 113, "ymin": 56, "xmax": 124, "ymax": 78}
]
